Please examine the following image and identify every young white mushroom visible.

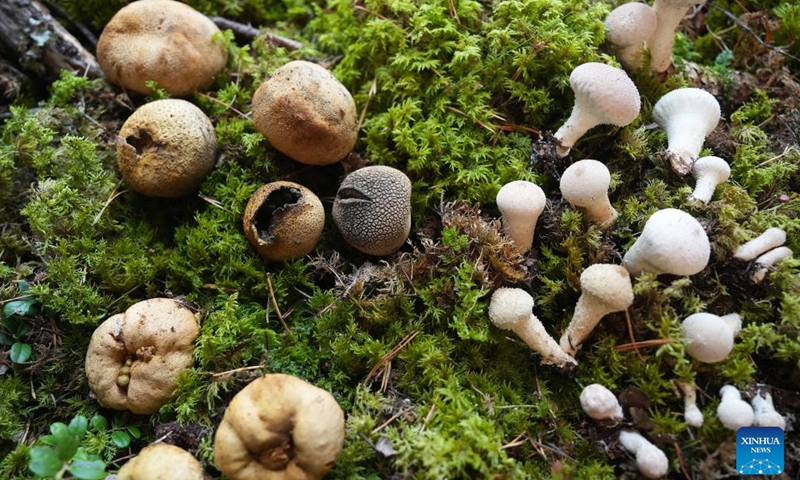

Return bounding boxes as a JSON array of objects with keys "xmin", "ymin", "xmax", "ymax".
[
  {"xmin": 647, "ymin": 0, "xmax": 706, "ymax": 73},
  {"xmin": 733, "ymin": 228, "xmax": 787, "ymax": 261},
  {"xmin": 618, "ymin": 430, "xmax": 669, "ymax": 479},
  {"xmin": 676, "ymin": 381, "xmax": 704, "ymax": 428},
  {"xmin": 559, "ymin": 264, "xmax": 634, "ymax": 356},
  {"xmin": 652, "ymin": 88, "xmax": 721, "ymax": 176},
  {"xmin": 604, "ymin": 2, "xmax": 658, "ymax": 71},
  {"xmin": 752, "ymin": 247, "xmax": 794, "ymax": 283},
  {"xmin": 488, "ymin": 288, "xmax": 577, "ymax": 369},
  {"xmin": 680, "ymin": 312, "xmax": 741, "ymax": 364},
  {"xmin": 622, "ymin": 208, "xmax": 710, "ymax": 276},
  {"xmin": 717, "ymin": 385, "xmax": 754, "ymax": 431},
  {"xmin": 580, "ymin": 384, "xmax": 623, "ymax": 421},
  {"xmin": 689, "ymin": 156, "xmax": 731, "ymax": 204},
  {"xmin": 751, "ymin": 387, "xmax": 786, "ymax": 429},
  {"xmin": 559, "ymin": 160, "xmax": 618, "ymax": 228},
  {"xmin": 553, "ymin": 63, "xmax": 641, "ymax": 158},
  {"xmin": 495, "ymin": 181, "xmax": 546, "ymax": 253}
]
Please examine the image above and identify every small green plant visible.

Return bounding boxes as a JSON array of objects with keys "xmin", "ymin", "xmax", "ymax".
[
  {"xmin": 90, "ymin": 412, "xmax": 142, "ymax": 449},
  {"xmin": 28, "ymin": 416, "xmax": 106, "ymax": 480},
  {"xmin": 0, "ymin": 282, "xmax": 38, "ymax": 364}
]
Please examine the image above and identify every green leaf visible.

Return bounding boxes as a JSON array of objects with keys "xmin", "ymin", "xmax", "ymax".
[
  {"xmin": 3, "ymin": 297, "xmax": 38, "ymax": 318},
  {"xmin": 90, "ymin": 414, "xmax": 108, "ymax": 431},
  {"xmin": 111, "ymin": 430, "xmax": 131, "ymax": 448},
  {"xmin": 69, "ymin": 459, "xmax": 106, "ymax": 480},
  {"xmin": 9, "ymin": 342, "xmax": 31, "ymax": 363},
  {"xmin": 127, "ymin": 426, "xmax": 141, "ymax": 438},
  {"xmin": 28, "ymin": 446, "xmax": 62, "ymax": 477},
  {"xmin": 69, "ymin": 416, "xmax": 88, "ymax": 438},
  {"xmin": 50, "ymin": 423, "xmax": 79, "ymax": 462}
]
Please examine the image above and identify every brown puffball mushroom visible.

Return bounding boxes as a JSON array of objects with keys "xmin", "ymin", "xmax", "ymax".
[
  {"xmin": 85, "ymin": 298, "xmax": 199, "ymax": 415},
  {"xmin": 117, "ymin": 443, "xmax": 204, "ymax": 480},
  {"xmin": 333, "ymin": 166, "xmax": 412, "ymax": 256},
  {"xmin": 97, "ymin": 0, "xmax": 227, "ymax": 96},
  {"xmin": 252, "ymin": 60, "xmax": 358, "ymax": 165},
  {"xmin": 117, "ymin": 99, "xmax": 217, "ymax": 197},
  {"xmin": 214, "ymin": 373, "xmax": 345, "ymax": 480},
  {"xmin": 243, "ymin": 181, "xmax": 325, "ymax": 262}
]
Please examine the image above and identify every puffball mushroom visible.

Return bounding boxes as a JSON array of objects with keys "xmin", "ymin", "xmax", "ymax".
[
  {"xmin": 618, "ymin": 430, "xmax": 669, "ymax": 479},
  {"xmin": 604, "ymin": 2, "xmax": 658, "ymax": 71},
  {"xmin": 676, "ymin": 381, "xmax": 704, "ymax": 428},
  {"xmin": 252, "ymin": 60, "xmax": 358, "ymax": 166},
  {"xmin": 117, "ymin": 99, "xmax": 217, "ymax": 198},
  {"xmin": 580, "ymin": 384, "xmax": 623, "ymax": 421},
  {"xmin": 648, "ymin": 0, "xmax": 706, "ymax": 73},
  {"xmin": 495, "ymin": 180, "xmax": 547, "ymax": 253},
  {"xmin": 622, "ymin": 208, "xmax": 710, "ymax": 276},
  {"xmin": 751, "ymin": 388, "xmax": 786, "ymax": 429},
  {"xmin": 332, "ymin": 166, "xmax": 412, "ymax": 256},
  {"xmin": 97, "ymin": 0, "xmax": 227, "ymax": 96},
  {"xmin": 559, "ymin": 160, "xmax": 618, "ymax": 228},
  {"xmin": 652, "ymin": 88, "xmax": 721, "ymax": 176},
  {"xmin": 214, "ymin": 373, "xmax": 345, "ymax": 480},
  {"xmin": 552, "ymin": 63, "xmax": 641, "ymax": 158},
  {"xmin": 680, "ymin": 312, "xmax": 741, "ymax": 363},
  {"xmin": 243, "ymin": 181, "xmax": 325, "ymax": 262},
  {"xmin": 488, "ymin": 288, "xmax": 578, "ymax": 369},
  {"xmin": 117, "ymin": 443, "xmax": 204, "ymax": 480},
  {"xmin": 717, "ymin": 385, "xmax": 755, "ymax": 431},
  {"xmin": 733, "ymin": 228, "xmax": 787, "ymax": 261},
  {"xmin": 752, "ymin": 246, "xmax": 793, "ymax": 283},
  {"xmin": 559, "ymin": 264, "xmax": 634, "ymax": 356},
  {"xmin": 689, "ymin": 156, "xmax": 731, "ymax": 204},
  {"xmin": 85, "ymin": 298, "xmax": 199, "ymax": 415}
]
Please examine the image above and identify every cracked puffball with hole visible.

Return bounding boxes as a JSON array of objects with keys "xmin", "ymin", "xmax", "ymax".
[
  {"xmin": 214, "ymin": 373, "xmax": 345, "ymax": 480},
  {"xmin": 117, "ymin": 443, "xmax": 204, "ymax": 480},
  {"xmin": 243, "ymin": 181, "xmax": 324, "ymax": 262},
  {"xmin": 84, "ymin": 298, "xmax": 199, "ymax": 415},
  {"xmin": 333, "ymin": 165, "xmax": 412, "ymax": 256},
  {"xmin": 252, "ymin": 60, "xmax": 358, "ymax": 165},
  {"xmin": 97, "ymin": 0, "xmax": 227, "ymax": 96},
  {"xmin": 117, "ymin": 99, "xmax": 217, "ymax": 197}
]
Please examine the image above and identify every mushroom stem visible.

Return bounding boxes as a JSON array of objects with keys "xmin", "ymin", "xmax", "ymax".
[
  {"xmin": 751, "ymin": 387, "xmax": 786, "ymax": 429},
  {"xmin": 618, "ymin": 430, "xmax": 669, "ymax": 479},
  {"xmin": 648, "ymin": 1, "xmax": 703, "ymax": 73},
  {"xmin": 689, "ymin": 156, "xmax": 731, "ymax": 204},
  {"xmin": 733, "ymin": 228, "xmax": 787, "ymax": 261},
  {"xmin": 717, "ymin": 385, "xmax": 754, "ymax": 431},
  {"xmin": 675, "ymin": 381, "xmax": 703, "ymax": 428},
  {"xmin": 584, "ymin": 201, "xmax": 618, "ymax": 227},
  {"xmin": 514, "ymin": 313, "xmax": 579, "ymax": 368},
  {"xmin": 752, "ymin": 246, "xmax": 793, "ymax": 283},
  {"xmin": 553, "ymin": 109, "xmax": 602, "ymax": 158}
]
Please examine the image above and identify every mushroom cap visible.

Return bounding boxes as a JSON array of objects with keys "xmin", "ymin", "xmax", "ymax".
[
  {"xmin": 580, "ymin": 383, "xmax": 623, "ymax": 421},
  {"xmin": 214, "ymin": 373, "xmax": 345, "ymax": 480},
  {"xmin": 692, "ymin": 156, "xmax": 731, "ymax": 183},
  {"xmin": 252, "ymin": 60, "xmax": 358, "ymax": 165},
  {"xmin": 717, "ymin": 385, "xmax": 755, "ymax": 430},
  {"xmin": 604, "ymin": 3, "xmax": 658, "ymax": 47},
  {"xmin": 332, "ymin": 166, "xmax": 412, "ymax": 256},
  {"xmin": 85, "ymin": 298, "xmax": 199, "ymax": 414},
  {"xmin": 681, "ymin": 313, "xmax": 736, "ymax": 363},
  {"xmin": 117, "ymin": 99, "xmax": 217, "ymax": 198},
  {"xmin": 652, "ymin": 88, "xmax": 721, "ymax": 140},
  {"xmin": 488, "ymin": 287, "xmax": 534, "ymax": 331},
  {"xmin": 243, "ymin": 181, "xmax": 325, "ymax": 262},
  {"xmin": 569, "ymin": 63, "xmax": 641, "ymax": 127},
  {"xmin": 496, "ymin": 180, "xmax": 547, "ymax": 217},
  {"xmin": 117, "ymin": 443, "xmax": 204, "ymax": 480},
  {"xmin": 579, "ymin": 264, "xmax": 634, "ymax": 312},
  {"xmin": 97, "ymin": 0, "xmax": 227, "ymax": 96},
  {"xmin": 559, "ymin": 160, "xmax": 611, "ymax": 207},
  {"xmin": 622, "ymin": 208, "xmax": 710, "ymax": 276}
]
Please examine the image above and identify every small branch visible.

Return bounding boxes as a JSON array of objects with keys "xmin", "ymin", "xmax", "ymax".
[
  {"xmin": 208, "ymin": 16, "xmax": 303, "ymax": 51},
  {"xmin": 371, "ymin": 406, "xmax": 415, "ymax": 434},
  {"xmin": 615, "ymin": 338, "xmax": 673, "ymax": 352},
  {"xmin": 709, "ymin": 2, "xmax": 800, "ymax": 64},
  {"xmin": 266, "ymin": 274, "xmax": 290, "ymax": 334},
  {"xmin": 209, "ymin": 364, "xmax": 265, "ymax": 378}
]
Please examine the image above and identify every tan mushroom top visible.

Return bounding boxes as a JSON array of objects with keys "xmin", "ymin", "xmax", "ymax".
[
  {"xmin": 97, "ymin": 0, "xmax": 227, "ymax": 96},
  {"xmin": 117, "ymin": 443, "xmax": 204, "ymax": 480},
  {"xmin": 214, "ymin": 373, "xmax": 345, "ymax": 480},
  {"xmin": 84, "ymin": 298, "xmax": 199, "ymax": 414}
]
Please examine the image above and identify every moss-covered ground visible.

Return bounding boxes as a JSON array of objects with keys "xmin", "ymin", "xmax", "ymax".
[{"xmin": 1, "ymin": 0, "xmax": 799, "ymax": 478}]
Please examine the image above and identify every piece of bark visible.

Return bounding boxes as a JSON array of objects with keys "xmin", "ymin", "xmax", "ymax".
[
  {"xmin": 1, "ymin": 58, "xmax": 26, "ymax": 107},
  {"xmin": 0, "ymin": 0, "xmax": 101, "ymax": 80}
]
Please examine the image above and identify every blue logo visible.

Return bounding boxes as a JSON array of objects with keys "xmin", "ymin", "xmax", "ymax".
[{"xmin": 736, "ymin": 426, "xmax": 784, "ymax": 475}]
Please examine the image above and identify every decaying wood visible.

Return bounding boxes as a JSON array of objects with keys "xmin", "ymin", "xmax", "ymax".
[{"xmin": 0, "ymin": 0, "xmax": 101, "ymax": 79}]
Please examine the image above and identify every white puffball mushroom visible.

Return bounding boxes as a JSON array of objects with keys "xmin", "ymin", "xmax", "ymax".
[
  {"xmin": 652, "ymin": 88, "xmax": 721, "ymax": 176},
  {"xmin": 488, "ymin": 288, "xmax": 578, "ymax": 369},
  {"xmin": 618, "ymin": 430, "xmax": 669, "ymax": 479},
  {"xmin": 553, "ymin": 63, "xmax": 641, "ymax": 158},
  {"xmin": 496, "ymin": 181, "xmax": 546, "ymax": 253},
  {"xmin": 751, "ymin": 388, "xmax": 786, "ymax": 429},
  {"xmin": 734, "ymin": 228, "xmax": 787, "ymax": 261},
  {"xmin": 752, "ymin": 246, "xmax": 794, "ymax": 283},
  {"xmin": 676, "ymin": 381, "xmax": 704, "ymax": 428},
  {"xmin": 580, "ymin": 384, "xmax": 623, "ymax": 421},
  {"xmin": 689, "ymin": 156, "xmax": 731, "ymax": 204},
  {"xmin": 717, "ymin": 385, "xmax": 754, "ymax": 431},
  {"xmin": 559, "ymin": 264, "xmax": 634, "ymax": 356},
  {"xmin": 559, "ymin": 160, "xmax": 618, "ymax": 228},
  {"xmin": 680, "ymin": 312, "xmax": 741, "ymax": 364},
  {"xmin": 622, "ymin": 208, "xmax": 710, "ymax": 276},
  {"xmin": 648, "ymin": 0, "xmax": 707, "ymax": 73},
  {"xmin": 604, "ymin": 2, "xmax": 658, "ymax": 71}
]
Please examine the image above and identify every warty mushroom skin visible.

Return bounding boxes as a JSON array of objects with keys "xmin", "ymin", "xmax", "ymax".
[
  {"xmin": 488, "ymin": 288, "xmax": 578, "ymax": 369},
  {"xmin": 689, "ymin": 156, "xmax": 731, "ymax": 204},
  {"xmin": 553, "ymin": 63, "xmax": 641, "ymax": 158},
  {"xmin": 604, "ymin": 2, "xmax": 658, "ymax": 71},
  {"xmin": 717, "ymin": 385, "xmax": 754, "ymax": 431},
  {"xmin": 618, "ymin": 430, "xmax": 669, "ymax": 479},
  {"xmin": 580, "ymin": 384, "xmax": 623, "ymax": 421},
  {"xmin": 652, "ymin": 88, "xmax": 721, "ymax": 176},
  {"xmin": 622, "ymin": 208, "xmax": 710, "ymax": 276},
  {"xmin": 495, "ymin": 180, "xmax": 547, "ymax": 253},
  {"xmin": 751, "ymin": 388, "xmax": 786, "ymax": 429},
  {"xmin": 752, "ymin": 246, "xmax": 793, "ymax": 283},
  {"xmin": 117, "ymin": 443, "xmax": 204, "ymax": 480},
  {"xmin": 680, "ymin": 312, "xmax": 741, "ymax": 364},
  {"xmin": 559, "ymin": 159, "xmax": 618, "ymax": 228},
  {"xmin": 559, "ymin": 264, "xmax": 634, "ymax": 356},
  {"xmin": 733, "ymin": 228, "xmax": 787, "ymax": 261},
  {"xmin": 647, "ymin": 0, "xmax": 706, "ymax": 73}
]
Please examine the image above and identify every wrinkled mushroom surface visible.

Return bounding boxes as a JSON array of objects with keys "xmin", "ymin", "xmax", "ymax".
[
  {"xmin": 85, "ymin": 298, "xmax": 199, "ymax": 414},
  {"xmin": 117, "ymin": 443, "xmax": 204, "ymax": 480}
]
